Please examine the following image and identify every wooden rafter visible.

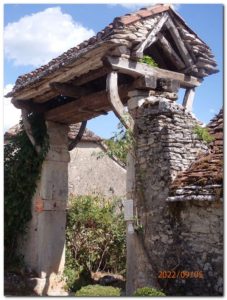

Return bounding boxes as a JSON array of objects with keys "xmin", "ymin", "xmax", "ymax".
[
  {"xmin": 157, "ymin": 32, "xmax": 185, "ymax": 70},
  {"xmin": 106, "ymin": 71, "xmax": 134, "ymax": 130},
  {"xmin": 133, "ymin": 13, "xmax": 169, "ymax": 58},
  {"xmin": 165, "ymin": 18, "xmax": 194, "ymax": 67}
]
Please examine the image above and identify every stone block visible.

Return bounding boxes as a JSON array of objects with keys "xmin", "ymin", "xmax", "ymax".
[
  {"xmin": 36, "ymin": 211, "xmax": 66, "ymax": 277},
  {"xmin": 40, "ymin": 161, "xmax": 68, "ymax": 200}
]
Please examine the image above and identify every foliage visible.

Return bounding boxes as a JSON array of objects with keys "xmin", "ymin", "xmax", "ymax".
[
  {"xmin": 133, "ymin": 287, "xmax": 166, "ymax": 296},
  {"xmin": 139, "ymin": 55, "xmax": 158, "ymax": 67},
  {"xmin": 4, "ymin": 113, "xmax": 49, "ymax": 267},
  {"xmin": 75, "ymin": 284, "xmax": 121, "ymax": 296},
  {"xmin": 64, "ymin": 195, "xmax": 126, "ymax": 292},
  {"xmin": 194, "ymin": 125, "xmax": 214, "ymax": 143},
  {"xmin": 104, "ymin": 121, "xmax": 134, "ymax": 167}
]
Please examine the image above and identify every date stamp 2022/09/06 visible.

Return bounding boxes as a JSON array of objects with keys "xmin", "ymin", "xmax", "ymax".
[{"xmin": 158, "ymin": 271, "xmax": 204, "ymax": 279}]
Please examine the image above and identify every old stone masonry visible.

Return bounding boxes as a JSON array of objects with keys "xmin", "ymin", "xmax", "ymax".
[{"xmin": 126, "ymin": 91, "xmax": 223, "ymax": 296}]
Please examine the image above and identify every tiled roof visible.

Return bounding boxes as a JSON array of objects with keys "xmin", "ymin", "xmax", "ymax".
[
  {"xmin": 4, "ymin": 124, "xmax": 21, "ymax": 143},
  {"xmin": 68, "ymin": 123, "xmax": 102, "ymax": 142},
  {"xmin": 6, "ymin": 4, "xmax": 217, "ymax": 98},
  {"xmin": 4, "ymin": 123, "xmax": 102, "ymax": 143},
  {"xmin": 169, "ymin": 108, "xmax": 223, "ymax": 200}
]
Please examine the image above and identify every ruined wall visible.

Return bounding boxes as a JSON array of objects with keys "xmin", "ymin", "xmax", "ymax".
[
  {"xmin": 126, "ymin": 91, "xmax": 223, "ymax": 296},
  {"xmin": 68, "ymin": 142, "xmax": 126, "ymax": 198}
]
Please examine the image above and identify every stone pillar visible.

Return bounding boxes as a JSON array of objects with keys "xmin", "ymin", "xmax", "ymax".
[
  {"xmin": 126, "ymin": 90, "xmax": 208, "ymax": 295},
  {"xmin": 19, "ymin": 121, "xmax": 70, "ymax": 295}
]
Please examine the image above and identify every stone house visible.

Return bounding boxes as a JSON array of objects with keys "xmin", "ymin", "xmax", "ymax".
[
  {"xmin": 68, "ymin": 123, "xmax": 126, "ymax": 198},
  {"xmin": 4, "ymin": 123, "xmax": 126, "ymax": 198}
]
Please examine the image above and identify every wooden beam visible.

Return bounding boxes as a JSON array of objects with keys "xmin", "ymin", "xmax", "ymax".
[
  {"xmin": 50, "ymin": 82, "xmax": 94, "ymax": 98},
  {"xmin": 182, "ymin": 88, "xmax": 195, "ymax": 111},
  {"xmin": 157, "ymin": 32, "xmax": 185, "ymax": 70},
  {"xmin": 105, "ymin": 56, "xmax": 201, "ymax": 88},
  {"xmin": 72, "ymin": 67, "xmax": 108, "ymax": 86},
  {"xmin": 106, "ymin": 72, "xmax": 134, "ymax": 130},
  {"xmin": 134, "ymin": 13, "xmax": 169, "ymax": 58},
  {"xmin": 45, "ymin": 83, "xmax": 130, "ymax": 124},
  {"xmin": 165, "ymin": 18, "xmax": 194, "ymax": 67}
]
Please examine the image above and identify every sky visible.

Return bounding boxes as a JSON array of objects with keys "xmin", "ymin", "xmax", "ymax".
[{"xmin": 3, "ymin": 3, "xmax": 224, "ymax": 138}]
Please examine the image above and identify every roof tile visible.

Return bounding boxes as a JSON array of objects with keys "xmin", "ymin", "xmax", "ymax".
[
  {"xmin": 170, "ymin": 108, "xmax": 223, "ymax": 192},
  {"xmin": 6, "ymin": 4, "xmax": 217, "ymax": 98}
]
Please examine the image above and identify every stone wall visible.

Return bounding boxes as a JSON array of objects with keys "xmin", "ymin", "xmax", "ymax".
[
  {"xmin": 126, "ymin": 91, "xmax": 223, "ymax": 296},
  {"xmin": 68, "ymin": 142, "xmax": 126, "ymax": 198}
]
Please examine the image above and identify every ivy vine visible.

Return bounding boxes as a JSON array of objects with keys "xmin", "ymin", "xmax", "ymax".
[{"xmin": 4, "ymin": 113, "xmax": 49, "ymax": 268}]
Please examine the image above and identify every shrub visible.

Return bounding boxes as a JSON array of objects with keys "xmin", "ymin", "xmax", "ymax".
[
  {"xmin": 139, "ymin": 55, "xmax": 158, "ymax": 67},
  {"xmin": 104, "ymin": 121, "xmax": 134, "ymax": 167},
  {"xmin": 133, "ymin": 287, "xmax": 166, "ymax": 296},
  {"xmin": 64, "ymin": 195, "xmax": 126, "ymax": 291},
  {"xmin": 75, "ymin": 284, "xmax": 121, "ymax": 296},
  {"xmin": 194, "ymin": 125, "xmax": 214, "ymax": 143}
]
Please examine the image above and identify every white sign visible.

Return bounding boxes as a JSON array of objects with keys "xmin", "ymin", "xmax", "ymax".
[{"xmin": 123, "ymin": 199, "xmax": 134, "ymax": 221}]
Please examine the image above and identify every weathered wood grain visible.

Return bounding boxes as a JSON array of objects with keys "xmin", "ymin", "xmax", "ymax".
[
  {"xmin": 105, "ymin": 56, "xmax": 201, "ymax": 88},
  {"xmin": 106, "ymin": 71, "xmax": 134, "ymax": 130}
]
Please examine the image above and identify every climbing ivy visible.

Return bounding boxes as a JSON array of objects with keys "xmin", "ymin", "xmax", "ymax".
[{"xmin": 4, "ymin": 113, "xmax": 49, "ymax": 267}]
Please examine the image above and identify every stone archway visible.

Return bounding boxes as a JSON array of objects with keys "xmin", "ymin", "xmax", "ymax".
[{"xmin": 5, "ymin": 4, "xmax": 219, "ymax": 296}]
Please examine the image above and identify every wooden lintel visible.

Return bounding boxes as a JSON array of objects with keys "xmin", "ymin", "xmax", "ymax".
[
  {"xmin": 106, "ymin": 71, "xmax": 134, "ymax": 130},
  {"xmin": 45, "ymin": 83, "xmax": 131, "ymax": 124},
  {"xmin": 165, "ymin": 18, "xmax": 194, "ymax": 67},
  {"xmin": 50, "ymin": 82, "xmax": 94, "ymax": 98},
  {"xmin": 105, "ymin": 56, "xmax": 201, "ymax": 88},
  {"xmin": 79, "ymin": 107, "xmax": 108, "ymax": 115},
  {"xmin": 72, "ymin": 67, "xmax": 108, "ymax": 86},
  {"xmin": 12, "ymin": 98, "xmax": 48, "ymax": 113},
  {"xmin": 157, "ymin": 32, "xmax": 185, "ymax": 70},
  {"xmin": 134, "ymin": 13, "xmax": 169, "ymax": 58}
]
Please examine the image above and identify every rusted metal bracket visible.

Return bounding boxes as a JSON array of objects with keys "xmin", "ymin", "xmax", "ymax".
[
  {"xmin": 106, "ymin": 71, "xmax": 134, "ymax": 131},
  {"xmin": 68, "ymin": 120, "xmax": 87, "ymax": 151}
]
